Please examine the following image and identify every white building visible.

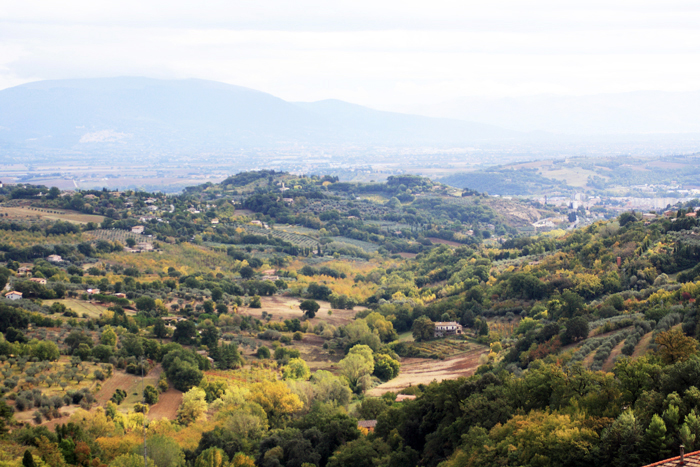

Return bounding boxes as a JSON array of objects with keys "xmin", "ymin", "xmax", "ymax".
[
  {"xmin": 5, "ymin": 291, "xmax": 23, "ymax": 300},
  {"xmin": 434, "ymin": 321, "xmax": 463, "ymax": 337}
]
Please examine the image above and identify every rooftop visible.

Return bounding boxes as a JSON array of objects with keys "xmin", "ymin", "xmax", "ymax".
[{"xmin": 642, "ymin": 450, "xmax": 700, "ymax": 467}]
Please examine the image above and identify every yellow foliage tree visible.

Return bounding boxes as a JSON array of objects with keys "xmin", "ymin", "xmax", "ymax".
[
  {"xmin": 655, "ymin": 329, "xmax": 698, "ymax": 364},
  {"xmin": 249, "ymin": 381, "xmax": 303, "ymax": 426},
  {"xmin": 177, "ymin": 387, "xmax": 208, "ymax": 426}
]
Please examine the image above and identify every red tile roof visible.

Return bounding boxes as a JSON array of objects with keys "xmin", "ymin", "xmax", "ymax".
[{"xmin": 642, "ymin": 450, "xmax": 700, "ymax": 466}]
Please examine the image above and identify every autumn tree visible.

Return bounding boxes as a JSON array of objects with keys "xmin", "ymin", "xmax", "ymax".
[
  {"xmin": 194, "ymin": 448, "xmax": 228, "ymax": 467},
  {"xmin": 177, "ymin": 387, "xmax": 208, "ymax": 425},
  {"xmin": 655, "ymin": 329, "xmax": 698, "ymax": 364}
]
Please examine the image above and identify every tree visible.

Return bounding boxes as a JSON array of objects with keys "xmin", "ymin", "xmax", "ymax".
[
  {"xmin": 412, "ymin": 316, "xmax": 435, "ymax": 342},
  {"xmin": 111, "ymin": 454, "xmax": 155, "ymax": 467},
  {"xmin": 257, "ymin": 346, "xmax": 270, "ymax": 359},
  {"xmin": 194, "ymin": 448, "xmax": 228, "ymax": 467},
  {"xmin": 101, "ymin": 326, "xmax": 118, "ymax": 346},
  {"xmin": 563, "ymin": 316, "xmax": 589, "ymax": 344},
  {"xmin": 200, "ymin": 325, "xmax": 220, "ymax": 349},
  {"xmin": 37, "ymin": 435, "xmax": 66, "ymax": 467},
  {"xmin": 249, "ymin": 295, "xmax": 261, "ymax": 309},
  {"xmin": 282, "ymin": 358, "xmax": 311, "ymax": 380},
  {"xmin": 340, "ymin": 351, "xmax": 374, "ymax": 393},
  {"xmin": 135, "ymin": 296, "xmax": 157, "ymax": 313},
  {"xmin": 229, "ymin": 453, "xmax": 256, "ymax": 467},
  {"xmin": 300, "ymin": 300, "xmax": 320, "ymax": 319},
  {"xmin": 655, "ymin": 329, "xmax": 698, "ymax": 364},
  {"xmin": 31, "ymin": 341, "xmax": 60, "ymax": 361},
  {"xmin": 373, "ymin": 354, "xmax": 400, "ymax": 381},
  {"xmin": 177, "ymin": 387, "xmax": 208, "ymax": 425},
  {"xmin": 23, "ymin": 450, "xmax": 36, "ymax": 467},
  {"xmin": 239, "ymin": 266, "xmax": 254, "ymax": 280},
  {"xmin": 153, "ymin": 319, "xmax": 168, "ymax": 338},
  {"xmin": 172, "ymin": 320, "xmax": 197, "ymax": 345},
  {"xmin": 249, "ymin": 381, "xmax": 303, "ymax": 427},
  {"xmin": 144, "ymin": 385, "xmax": 159, "ymax": 405},
  {"xmin": 135, "ymin": 435, "xmax": 185, "ymax": 467}
]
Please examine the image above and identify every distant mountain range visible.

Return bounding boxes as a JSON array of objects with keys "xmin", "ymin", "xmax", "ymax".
[
  {"xmin": 0, "ymin": 77, "xmax": 513, "ymax": 154},
  {"xmin": 400, "ymin": 91, "xmax": 700, "ymax": 135}
]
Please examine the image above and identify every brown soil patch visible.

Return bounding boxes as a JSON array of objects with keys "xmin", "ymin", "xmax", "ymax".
[
  {"xmin": 240, "ymin": 295, "xmax": 362, "ymax": 328},
  {"xmin": 398, "ymin": 252, "xmax": 417, "ymax": 259},
  {"xmin": 602, "ymin": 339, "xmax": 626, "ymax": 371},
  {"xmin": 367, "ymin": 346, "xmax": 488, "ymax": 396},
  {"xmin": 94, "ymin": 371, "xmax": 143, "ymax": 406},
  {"xmin": 148, "ymin": 387, "xmax": 183, "ymax": 421},
  {"xmin": 632, "ymin": 332, "xmax": 655, "ymax": 358},
  {"xmin": 0, "ymin": 206, "xmax": 104, "ymax": 224}
]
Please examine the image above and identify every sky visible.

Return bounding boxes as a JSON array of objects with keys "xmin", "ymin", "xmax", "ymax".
[{"xmin": 2, "ymin": 1, "xmax": 700, "ymax": 110}]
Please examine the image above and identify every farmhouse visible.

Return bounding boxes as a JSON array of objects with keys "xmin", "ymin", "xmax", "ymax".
[
  {"xmin": 30, "ymin": 278, "xmax": 47, "ymax": 285},
  {"xmin": 47, "ymin": 255, "xmax": 63, "ymax": 263},
  {"xmin": 5, "ymin": 291, "xmax": 23, "ymax": 300},
  {"xmin": 18, "ymin": 267, "xmax": 32, "ymax": 277},
  {"xmin": 131, "ymin": 225, "xmax": 145, "ymax": 234},
  {"xmin": 262, "ymin": 275, "xmax": 279, "ymax": 281},
  {"xmin": 357, "ymin": 420, "xmax": 377, "ymax": 432},
  {"xmin": 434, "ymin": 321, "xmax": 463, "ymax": 338}
]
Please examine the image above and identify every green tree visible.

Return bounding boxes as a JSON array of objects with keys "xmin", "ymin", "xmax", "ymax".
[
  {"xmin": 172, "ymin": 320, "xmax": 197, "ymax": 345},
  {"xmin": 373, "ymin": 354, "xmax": 400, "ymax": 381},
  {"xmin": 144, "ymin": 385, "xmax": 159, "ymax": 405},
  {"xmin": 412, "ymin": 316, "xmax": 435, "ymax": 342},
  {"xmin": 135, "ymin": 296, "xmax": 157, "ymax": 313},
  {"xmin": 300, "ymin": 299, "xmax": 320, "ymax": 319},
  {"xmin": 282, "ymin": 358, "xmax": 311, "ymax": 380},
  {"xmin": 22, "ymin": 450, "xmax": 36, "ymax": 467},
  {"xmin": 563, "ymin": 316, "xmax": 589, "ymax": 344},
  {"xmin": 31, "ymin": 341, "xmax": 60, "ymax": 361}
]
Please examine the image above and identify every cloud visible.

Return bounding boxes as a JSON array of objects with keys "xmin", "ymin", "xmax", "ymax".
[{"xmin": 2, "ymin": 1, "xmax": 700, "ymax": 109}]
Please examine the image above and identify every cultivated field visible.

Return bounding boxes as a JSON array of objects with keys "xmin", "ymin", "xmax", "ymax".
[
  {"xmin": 83, "ymin": 229, "xmax": 153, "ymax": 244},
  {"xmin": 42, "ymin": 298, "xmax": 130, "ymax": 318},
  {"xmin": 367, "ymin": 345, "xmax": 489, "ymax": 396},
  {"xmin": 0, "ymin": 206, "xmax": 105, "ymax": 224}
]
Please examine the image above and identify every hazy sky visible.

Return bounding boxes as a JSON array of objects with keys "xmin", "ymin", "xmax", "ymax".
[{"xmin": 2, "ymin": 1, "xmax": 700, "ymax": 110}]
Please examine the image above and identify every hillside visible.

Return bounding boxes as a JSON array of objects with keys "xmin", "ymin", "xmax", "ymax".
[
  {"xmin": 0, "ymin": 174, "xmax": 699, "ymax": 467},
  {"xmin": 0, "ymin": 77, "xmax": 513, "ymax": 154}
]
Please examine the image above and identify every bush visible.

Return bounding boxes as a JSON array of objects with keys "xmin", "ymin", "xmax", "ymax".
[
  {"xmin": 144, "ymin": 385, "xmax": 159, "ymax": 405},
  {"xmin": 256, "ymin": 346, "xmax": 271, "ymax": 359},
  {"xmin": 293, "ymin": 331, "xmax": 303, "ymax": 341}
]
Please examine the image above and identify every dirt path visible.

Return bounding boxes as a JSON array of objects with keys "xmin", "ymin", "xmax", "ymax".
[
  {"xmin": 602, "ymin": 339, "xmax": 626, "ymax": 371},
  {"xmin": 632, "ymin": 332, "xmax": 655, "ymax": 358},
  {"xmin": 367, "ymin": 347, "xmax": 488, "ymax": 396}
]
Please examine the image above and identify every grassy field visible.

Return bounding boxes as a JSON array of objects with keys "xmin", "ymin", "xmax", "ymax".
[
  {"xmin": 367, "ymin": 344, "xmax": 489, "ymax": 396},
  {"xmin": 42, "ymin": 298, "xmax": 117, "ymax": 318},
  {"xmin": 539, "ymin": 167, "xmax": 604, "ymax": 188},
  {"xmin": 239, "ymin": 295, "xmax": 361, "ymax": 328},
  {"xmin": 0, "ymin": 206, "xmax": 105, "ymax": 224}
]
